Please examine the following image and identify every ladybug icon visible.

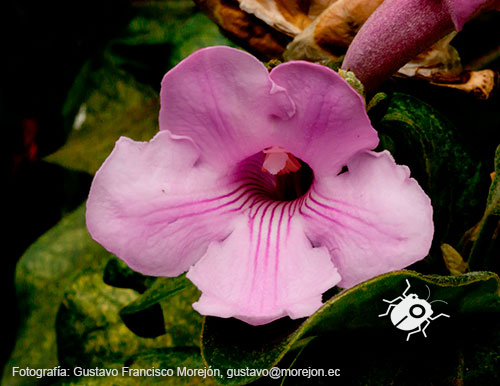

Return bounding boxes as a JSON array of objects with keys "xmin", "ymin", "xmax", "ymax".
[{"xmin": 379, "ymin": 279, "xmax": 450, "ymax": 341}]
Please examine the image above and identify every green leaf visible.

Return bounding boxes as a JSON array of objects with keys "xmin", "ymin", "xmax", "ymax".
[
  {"xmin": 103, "ymin": 257, "xmax": 156, "ymax": 293},
  {"xmin": 282, "ymin": 314, "xmax": 500, "ymax": 385},
  {"xmin": 468, "ymin": 144, "xmax": 500, "ymax": 272},
  {"xmin": 56, "ymin": 271, "xmax": 173, "ymax": 368},
  {"xmin": 441, "ymin": 243, "xmax": 468, "ymax": 275},
  {"xmin": 375, "ymin": 93, "xmax": 490, "ymax": 262},
  {"xmin": 46, "ymin": 0, "xmax": 237, "ymax": 175},
  {"xmin": 57, "ymin": 267, "xmax": 202, "ymax": 369},
  {"xmin": 167, "ymin": 12, "xmax": 238, "ymax": 68},
  {"xmin": 114, "ymin": 0, "xmax": 196, "ymax": 47},
  {"xmin": 486, "ymin": 145, "xmax": 500, "ymax": 217},
  {"xmin": 109, "ymin": 0, "xmax": 236, "ymax": 84},
  {"xmin": 3, "ymin": 203, "xmax": 203, "ymax": 385},
  {"xmin": 119, "ymin": 275, "xmax": 192, "ymax": 338},
  {"xmin": 2, "ymin": 204, "xmax": 113, "ymax": 385},
  {"xmin": 103, "ymin": 258, "xmax": 202, "ymax": 343},
  {"xmin": 57, "ymin": 269, "xmax": 203, "ymax": 369},
  {"xmin": 462, "ymin": 315, "xmax": 500, "ymax": 385},
  {"xmin": 366, "ymin": 91, "xmax": 390, "ymax": 124},
  {"xmin": 103, "ymin": 260, "xmax": 193, "ymax": 339},
  {"xmin": 120, "ymin": 275, "xmax": 191, "ymax": 316},
  {"xmin": 201, "ymin": 271, "xmax": 500, "ymax": 385}
]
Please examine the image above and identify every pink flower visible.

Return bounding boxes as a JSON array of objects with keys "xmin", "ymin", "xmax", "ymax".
[
  {"xmin": 86, "ymin": 46, "xmax": 433, "ymax": 325},
  {"xmin": 342, "ymin": 0, "xmax": 500, "ymax": 91}
]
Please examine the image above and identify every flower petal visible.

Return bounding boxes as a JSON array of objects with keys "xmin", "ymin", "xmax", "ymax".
[
  {"xmin": 269, "ymin": 61, "xmax": 379, "ymax": 177},
  {"xmin": 301, "ymin": 150, "xmax": 433, "ymax": 288},
  {"xmin": 445, "ymin": 0, "xmax": 500, "ymax": 30},
  {"xmin": 159, "ymin": 46, "xmax": 296, "ymax": 167},
  {"xmin": 160, "ymin": 46, "xmax": 379, "ymax": 175},
  {"xmin": 187, "ymin": 201, "xmax": 341, "ymax": 325},
  {"xmin": 86, "ymin": 131, "xmax": 244, "ymax": 277}
]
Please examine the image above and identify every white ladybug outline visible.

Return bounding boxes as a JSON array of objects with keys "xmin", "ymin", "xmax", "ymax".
[{"xmin": 379, "ymin": 279, "xmax": 450, "ymax": 341}]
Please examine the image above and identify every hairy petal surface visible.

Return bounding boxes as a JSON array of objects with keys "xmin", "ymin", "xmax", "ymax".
[
  {"xmin": 342, "ymin": 0, "xmax": 454, "ymax": 92},
  {"xmin": 187, "ymin": 201, "xmax": 341, "ymax": 325},
  {"xmin": 301, "ymin": 150, "xmax": 434, "ymax": 288},
  {"xmin": 86, "ymin": 131, "xmax": 243, "ymax": 276}
]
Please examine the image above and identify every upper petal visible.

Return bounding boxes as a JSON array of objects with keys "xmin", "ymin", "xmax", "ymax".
[
  {"xmin": 160, "ymin": 46, "xmax": 379, "ymax": 174},
  {"xmin": 187, "ymin": 200, "xmax": 340, "ymax": 325},
  {"xmin": 301, "ymin": 150, "xmax": 433, "ymax": 288},
  {"xmin": 269, "ymin": 61, "xmax": 379, "ymax": 177},
  {"xmin": 86, "ymin": 131, "xmax": 242, "ymax": 277},
  {"xmin": 159, "ymin": 46, "xmax": 296, "ymax": 168}
]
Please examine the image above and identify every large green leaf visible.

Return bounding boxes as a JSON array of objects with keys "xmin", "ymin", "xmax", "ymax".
[
  {"xmin": 277, "ymin": 314, "xmax": 500, "ymax": 385},
  {"xmin": 56, "ymin": 271, "xmax": 172, "ymax": 368},
  {"xmin": 201, "ymin": 271, "xmax": 500, "ymax": 385},
  {"xmin": 469, "ymin": 144, "xmax": 500, "ymax": 272},
  {"xmin": 2, "ymin": 204, "xmax": 112, "ymax": 386},
  {"xmin": 374, "ymin": 93, "xmax": 490, "ymax": 262},
  {"xmin": 3, "ymin": 203, "xmax": 203, "ymax": 386},
  {"xmin": 57, "ymin": 261, "xmax": 202, "ymax": 369}
]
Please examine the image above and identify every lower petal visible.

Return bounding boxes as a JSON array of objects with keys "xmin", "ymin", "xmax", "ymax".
[
  {"xmin": 301, "ymin": 150, "xmax": 434, "ymax": 288},
  {"xmin": 187, "ymin": 201, "xmax": 340, "ymax": 325}
]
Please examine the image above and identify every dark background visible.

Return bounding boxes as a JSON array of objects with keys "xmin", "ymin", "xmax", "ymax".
[{"xmin": 2, "ymin": 0, "xmax": 134, "ymax": 374}]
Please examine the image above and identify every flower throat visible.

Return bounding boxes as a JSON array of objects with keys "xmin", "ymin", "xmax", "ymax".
[{"xmin": 261, "ymin": 146, "xmax": 314, "ymax": 201}]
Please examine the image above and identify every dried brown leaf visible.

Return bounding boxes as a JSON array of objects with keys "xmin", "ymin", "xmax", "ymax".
[
  {"xmin": 429, "ymin": 69, "xmax": 499, "ymax": 100},
  {"xmin": 194, "ymin": 0, "xmax": 291, "ymax": 59},
  {"xmin": 284, "ymin": 0, "xmax": 383, "ymax": 61},
  {"xmin": 237, "ymin": 0, "xmax": 336, "ymax": 35}
]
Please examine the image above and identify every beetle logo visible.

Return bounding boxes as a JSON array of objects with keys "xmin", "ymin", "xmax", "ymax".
[{"xmin": 379, "ymin": 279, "xmax": 450, "ymax": 341}]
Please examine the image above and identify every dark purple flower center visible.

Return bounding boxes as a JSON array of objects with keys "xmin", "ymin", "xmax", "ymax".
[
  {"xmin": 273, "ymin": 158, "xmax": 314, "ymax": 201},
  {"xmin": 234, "ymin": 149, "xmax": 314, "ymax": 203}
]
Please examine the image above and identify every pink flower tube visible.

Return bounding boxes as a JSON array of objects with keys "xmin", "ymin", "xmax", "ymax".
[
  {"xmin": 86, "ymin": 46, "xmax": 433, "ymax": 325},
  {"xmin": 342, "ymin": 0, "xmax": 500, "ymax": 92}
]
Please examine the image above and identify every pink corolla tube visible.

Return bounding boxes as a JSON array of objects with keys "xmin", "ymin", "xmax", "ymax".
[
  {"xmin": 342, "ymin": 0, "xmax": 500, "ymax": 92},
  {"xmin": 86, "ymin": 46, "xmax": 434, "ymax": 325}
]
